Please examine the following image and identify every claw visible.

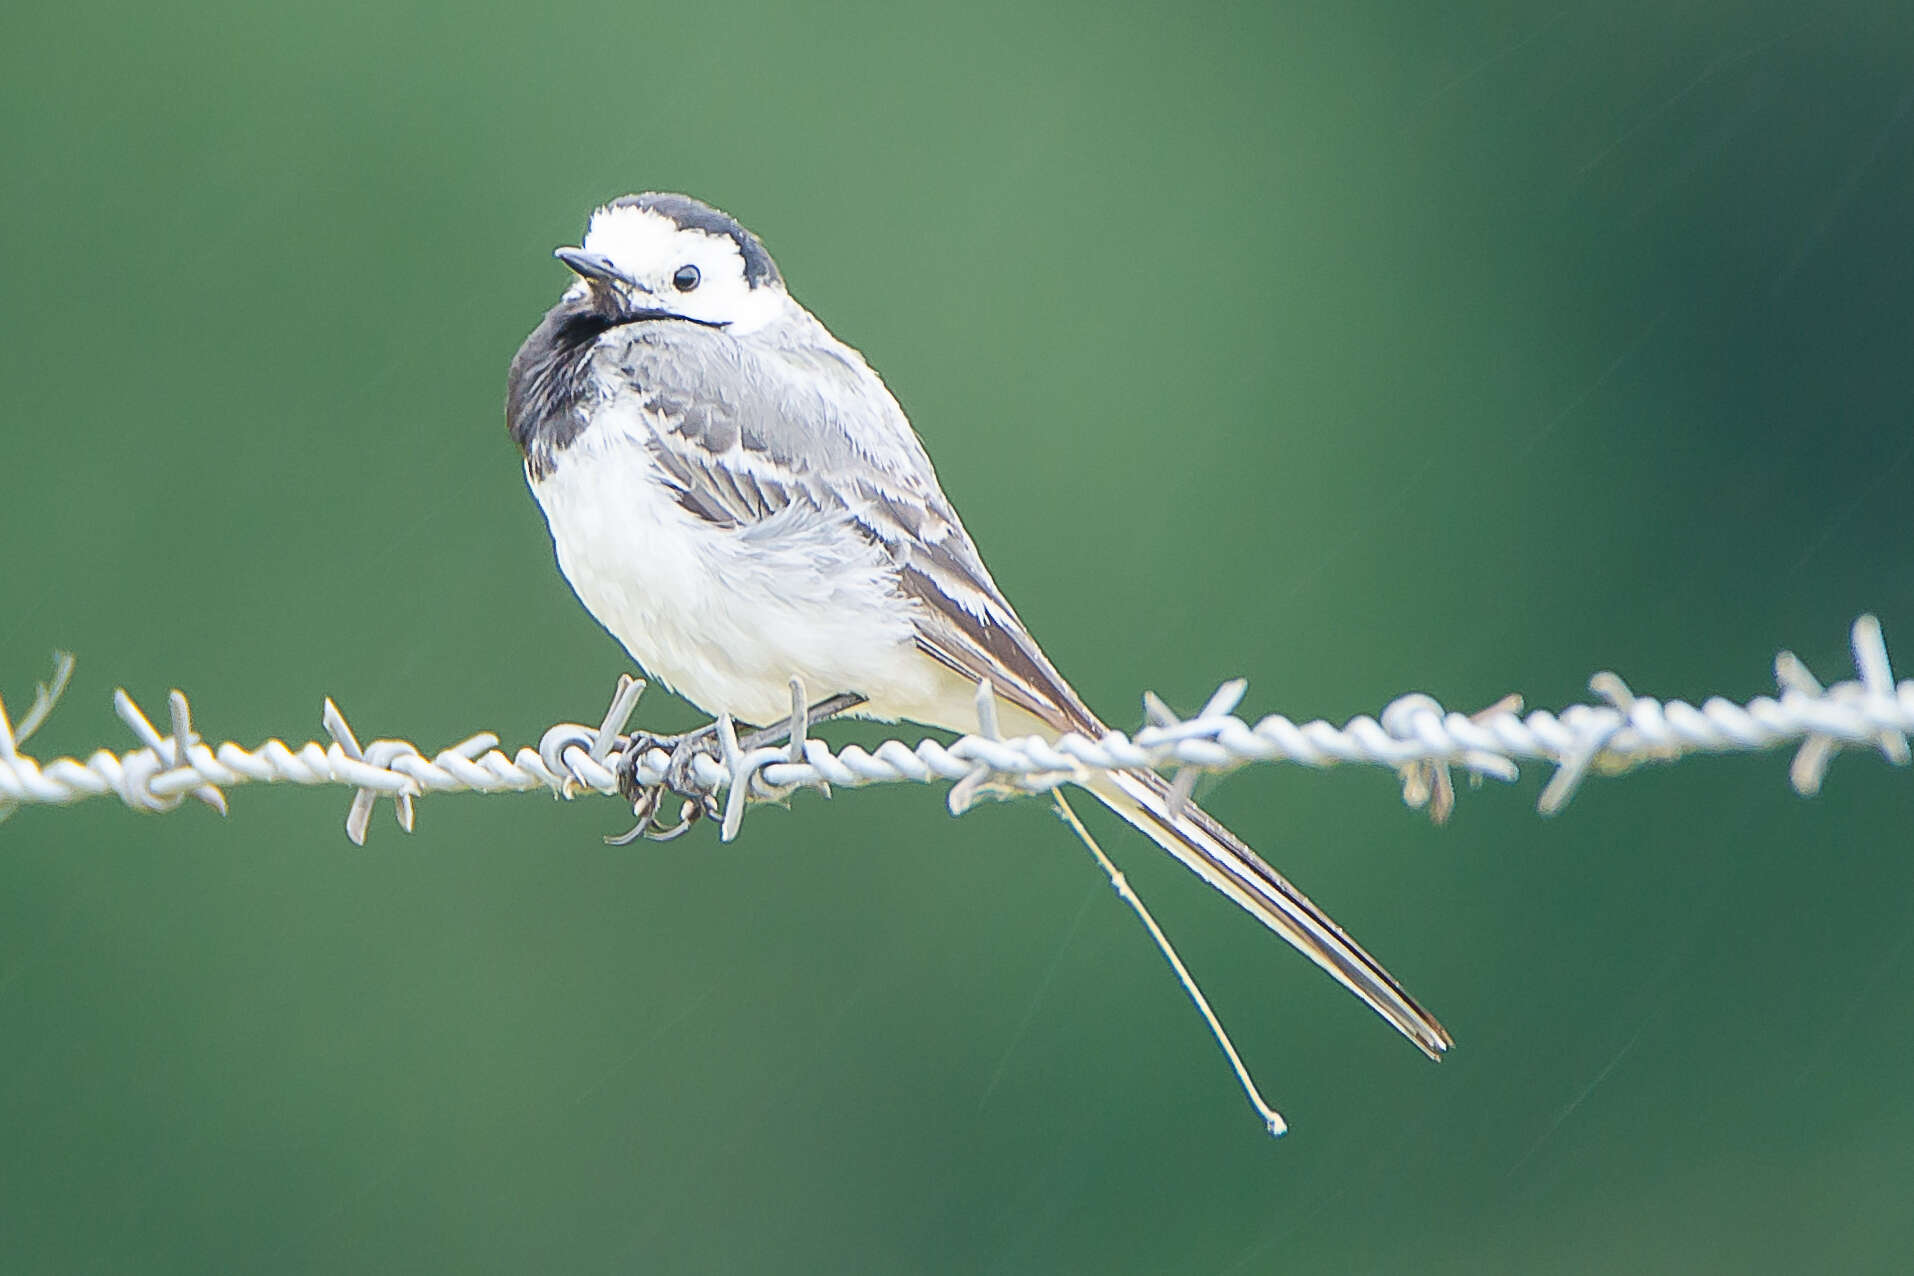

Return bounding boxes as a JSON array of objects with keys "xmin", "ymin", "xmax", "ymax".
[{"xmin": 606, "ymin": 786, "xmax": 662, "ymax": 845}]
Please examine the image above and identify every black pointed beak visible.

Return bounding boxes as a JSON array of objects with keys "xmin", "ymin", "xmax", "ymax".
[{"xmin": 554, "ymin": 247, "xmax": 627, "ymax": 285}]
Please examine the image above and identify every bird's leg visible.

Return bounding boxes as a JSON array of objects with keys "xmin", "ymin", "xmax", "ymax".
[
  {"xmin": 736, "ymin": 691, "xmax": 866, "ymax": 752},
  {"xmin": 608, "ymin": 691, "xmax": 866, "ymax": 844}
]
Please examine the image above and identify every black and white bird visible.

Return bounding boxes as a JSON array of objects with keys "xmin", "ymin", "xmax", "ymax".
[{"xmin": 507, "ymin": 192, "xmax": 1451, "ymax": 1060}]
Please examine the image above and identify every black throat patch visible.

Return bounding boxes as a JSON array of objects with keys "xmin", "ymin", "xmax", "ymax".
[{"xmin": 506, "ymin": 296, "xmax": 610, "ymax": 479}]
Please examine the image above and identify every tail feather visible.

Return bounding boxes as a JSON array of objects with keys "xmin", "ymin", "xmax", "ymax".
[
  {"xmin": 897, "ymin": 604, "xmax": 1450, "ymax": 1057},
  {"xmin": 1089, "ymin": 768, "xmax": 1452, "ymax": 1059}
]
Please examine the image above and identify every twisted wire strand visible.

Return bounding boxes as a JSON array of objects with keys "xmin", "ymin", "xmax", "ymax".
[{"xmin": 1, "ymin": 616, "xmax": 1907, "ymax": 845}]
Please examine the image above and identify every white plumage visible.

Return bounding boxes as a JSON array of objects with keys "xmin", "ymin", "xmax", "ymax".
[{"xmin": 510, "ymin": 194, "xmax": 1452, "ymax": 1060}]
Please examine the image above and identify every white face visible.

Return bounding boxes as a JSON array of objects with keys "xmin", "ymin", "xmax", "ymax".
[{"xmin": 573, "ymin": 204, "xmax": 786, "ymax": 335}]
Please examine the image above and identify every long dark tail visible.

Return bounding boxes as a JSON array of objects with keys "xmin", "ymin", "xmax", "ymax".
[
  {"xmin": 1087, "ymin": 768, "xmax": 1452, "ymax": 1059},
  {"xmin": 900, "ymin": 594, "xmax": 1450, "ymax": 1056}
]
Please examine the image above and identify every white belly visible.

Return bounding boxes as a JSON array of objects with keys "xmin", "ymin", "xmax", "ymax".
[{"xmin": 528, "ymin": 409, "xmax": 953, "ymax": 726}]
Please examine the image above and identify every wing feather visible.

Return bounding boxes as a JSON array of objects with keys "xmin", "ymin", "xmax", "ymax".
[{"xmin": 608, "ymin": 325, "xmax": 1093, "ymax": 727}]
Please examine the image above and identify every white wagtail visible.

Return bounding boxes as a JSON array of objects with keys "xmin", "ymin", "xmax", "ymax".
[{"xmin": 507, "ymin": 192, "xmax": 1451, "ymax": 1061}]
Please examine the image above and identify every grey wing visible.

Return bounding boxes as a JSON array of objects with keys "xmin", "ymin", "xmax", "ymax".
[
  {"xmin": 866, "ymin": 488, "xmax": 1101, "ymax": 734},
  {"xmin": 608, "ymin": 327, "xmax": 1099, "ymax": 731}
]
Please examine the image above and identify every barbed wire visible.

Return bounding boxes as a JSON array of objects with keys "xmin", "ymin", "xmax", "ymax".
[{"xmin": 1, "ymin": 616, "xmax": 1907, "ymax": 845}]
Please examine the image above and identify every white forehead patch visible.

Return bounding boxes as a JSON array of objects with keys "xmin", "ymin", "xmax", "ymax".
[{"xmin": 582, "ymin": 205, "xmax": 743, "ymax": 282}]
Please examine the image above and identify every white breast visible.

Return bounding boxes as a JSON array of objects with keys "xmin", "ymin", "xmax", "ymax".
[{"xmin": 529, "ymin": 401, "xmax": 948, "ymax": 726}]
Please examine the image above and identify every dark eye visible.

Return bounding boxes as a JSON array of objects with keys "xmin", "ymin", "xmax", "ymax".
[{"xmin": 672, "ymin": 264, "xmax": 701, "ymax": 292}]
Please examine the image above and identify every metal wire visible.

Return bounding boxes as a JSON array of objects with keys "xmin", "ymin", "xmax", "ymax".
[{"xmin": 1, "ymin": 616, "xmax": 1907, "ymax": 845}]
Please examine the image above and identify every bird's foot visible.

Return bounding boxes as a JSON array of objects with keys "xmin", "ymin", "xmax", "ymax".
[
  {"xmin": 606, "ymin": 689, "xmax": 867, "ymax": 845},
  {"xmin": 609, "ymin": 727, "xmax": 722, "ymax": 844}
]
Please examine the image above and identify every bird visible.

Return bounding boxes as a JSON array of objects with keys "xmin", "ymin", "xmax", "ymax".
[{"xmin": 506, "ymin": 192, "xmax": 1451, "ymax": 1060}]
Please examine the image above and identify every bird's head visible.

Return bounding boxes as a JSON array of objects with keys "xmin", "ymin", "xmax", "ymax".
[{"xmin": 553, "ymin": 193, "xmax": 788, "ymax": 336}]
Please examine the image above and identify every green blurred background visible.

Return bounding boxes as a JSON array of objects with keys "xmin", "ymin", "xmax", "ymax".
[{"xmin": 4, "ymin": 1, "xmax": 1913, "ymax": 1271}]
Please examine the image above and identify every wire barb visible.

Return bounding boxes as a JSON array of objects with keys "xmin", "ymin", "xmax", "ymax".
[
  {"xmin": 0, "ymin": 652, "xmax": 76, "ymax": 824},
  {"xmin": 2, "ymin": 615, "xmax": 1910, "ymax": 841}
]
